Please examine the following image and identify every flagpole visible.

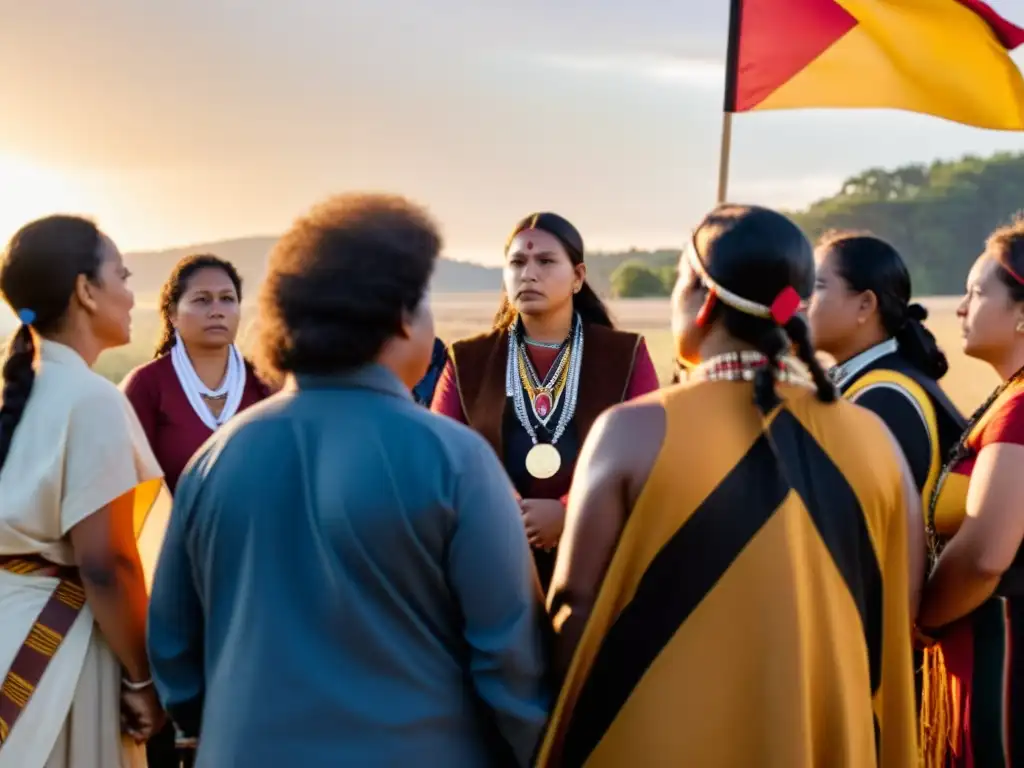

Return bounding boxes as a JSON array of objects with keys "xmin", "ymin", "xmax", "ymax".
[
  {"xmin": 718, "ymin": 0, "xmax": 743, "ymax": 204},
  {"xmin": 716, "ymin": 112, "xmax": 733, "ymax": 204}
]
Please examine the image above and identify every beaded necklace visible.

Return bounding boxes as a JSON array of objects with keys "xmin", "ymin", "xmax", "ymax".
[
  {"xmin": 685, "ymin": 350, "xmax": 813, "ymax": 387},
  {"xmin": 926, "ymin": 363, "xmax": 1024, "ymax": 565},
  {"xmin": 505, "ymin": 314, "xmax": 584, "ymax": 479}
]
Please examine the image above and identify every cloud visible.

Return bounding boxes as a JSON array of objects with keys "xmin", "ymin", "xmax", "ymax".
[{"xmin": 524, "ymin": 51, "xmax": 725, "ymax": 89}]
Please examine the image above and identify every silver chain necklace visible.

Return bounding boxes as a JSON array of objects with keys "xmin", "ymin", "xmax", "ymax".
[
  {"xmin": 505, "ymin": 314, "xmax": 584, "ymax": 478},
  {"xmin": 525, "ymin": 336, "xmax": 563, "ymax": 350}
]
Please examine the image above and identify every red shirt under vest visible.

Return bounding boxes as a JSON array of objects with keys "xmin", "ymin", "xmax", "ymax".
[{"xmin": 121, "ymin": 353, "xmax": 271, "ymax": 493}]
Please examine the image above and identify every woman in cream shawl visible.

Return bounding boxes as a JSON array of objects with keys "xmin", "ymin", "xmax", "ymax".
[{"xmin": 0, "ymin": 215, "xmax": 165, "ymax": 767}]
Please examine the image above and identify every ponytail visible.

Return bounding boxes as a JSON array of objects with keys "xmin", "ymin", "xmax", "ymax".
[
  {"xmin": 894, "ymin": 303, "xmax": 948, "ymax": 380},
  {"xmin": 572, "ymin": 283, "xmax": 614, "ymax": 328},
  {"xmin": 0, "ymin": 324, "xmax": 36, "ymax": 472},
  {"xmin": 819, "ymin": 232, "xmax": 949, "ymax": 381},
  {"xmin": 154, "ymin": 315, "xmax": 177, "ymax": 359}
]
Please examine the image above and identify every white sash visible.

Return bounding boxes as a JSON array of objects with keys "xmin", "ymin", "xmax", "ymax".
[{"xmin": 170, "ymin": 331, "xmax": 247, "ymax": 431}]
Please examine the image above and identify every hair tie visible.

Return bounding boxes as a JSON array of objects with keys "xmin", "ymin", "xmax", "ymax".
[
  {"xmin": 17, "ymin": 308, "xmax": 35, "ymax": 326},
  {"xmin": 770, "ymin": 286, "xmax": 801, "ymax": 325},
  {"xmin": 906, "ymin": 303, "xmax": 927, "ymax": 323}
]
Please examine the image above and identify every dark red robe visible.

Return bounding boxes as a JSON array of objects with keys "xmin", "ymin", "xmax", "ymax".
[{"xmin": 121, "ymin": 354, "xmax": 271, "ymax": 493}]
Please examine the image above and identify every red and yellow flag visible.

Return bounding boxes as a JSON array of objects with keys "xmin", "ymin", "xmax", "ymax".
[{"xmin": 725, "ymin": 0, "xmax": 1024, "ymax": 130}]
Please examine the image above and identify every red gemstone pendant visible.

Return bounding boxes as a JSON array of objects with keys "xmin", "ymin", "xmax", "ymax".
[{"xmin": 534, "ymin": 391, "xmax": 552, "ymax": 419}]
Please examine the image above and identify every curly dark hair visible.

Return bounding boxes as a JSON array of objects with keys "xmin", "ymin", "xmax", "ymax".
[
  {"xmin": 0, "ymin": 215, "xmax": 104, "ymax": 473},
  {"xmin": 154, "ymin": 254, "xmax": 243, "ymax": 357},
  {"xmin": 255, "ymin": 193, "xmax": 441, "ymax": 378}
]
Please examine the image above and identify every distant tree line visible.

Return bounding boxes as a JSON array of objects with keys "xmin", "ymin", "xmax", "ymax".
[
  {"xmin": 607, "ymin": 260, "xmax": 674, "ymax": 297},
  {"xmin": 786, "ymin": 151, "xmax": 1024, "ymax": 295},
  {"xmin": 596, "ymin": 151, "xmax": 1024, "ymax": 297}
]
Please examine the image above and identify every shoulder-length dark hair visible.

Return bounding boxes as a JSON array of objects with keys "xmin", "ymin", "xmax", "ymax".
[{"xmin": 493, "ymin": 212, "xmax": 614, "ymax": 331}]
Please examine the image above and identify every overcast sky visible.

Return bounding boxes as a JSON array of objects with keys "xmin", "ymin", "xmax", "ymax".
[{"xmin": 1, "ymin": 0, "xmax": 1022, "ymax": 263}]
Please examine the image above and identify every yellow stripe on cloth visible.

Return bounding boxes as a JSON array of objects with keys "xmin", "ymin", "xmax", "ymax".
[
  {"xmin": 24, "ymin": 623, "xmax": 63, "ymax": 658},
  {"xmin": 1, "ymin": 673, "xmax": 34, "ymax": 710},
  {"xmin": 53, "ymin": 580, "xmax": 86, "ymax": 610},
  {"xmin": 844, "ymin": 368, "xmax": 941, "ymax": 510}
]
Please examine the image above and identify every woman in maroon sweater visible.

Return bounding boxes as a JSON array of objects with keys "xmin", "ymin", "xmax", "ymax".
[
  {"xmin": 122, "ymin": 254, "xmax": 271, "ymax": 495},
  {"xmin": 121, "ymin": 254, "xmax": 270, "ymax": 768}
]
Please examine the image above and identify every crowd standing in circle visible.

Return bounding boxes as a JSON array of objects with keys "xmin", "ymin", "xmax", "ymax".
[{"xmin": 0, "ymin": 194, "xmax": 1022, "ymax": 767}]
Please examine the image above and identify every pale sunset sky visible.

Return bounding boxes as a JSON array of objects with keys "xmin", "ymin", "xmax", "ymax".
[{"xmin": 1, "ymin": 0, "xmax": 1023, "ymax": 264}]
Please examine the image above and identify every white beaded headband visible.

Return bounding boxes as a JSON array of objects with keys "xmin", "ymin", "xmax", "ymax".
[{"xmin": 684, "ymin": 234, "xmax": 801, "ymax": 326}]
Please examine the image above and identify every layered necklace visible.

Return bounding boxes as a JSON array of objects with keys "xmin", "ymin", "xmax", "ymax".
[{"xmin": 505, "ymin": 314, "xmax": 584, "ymax": 479}]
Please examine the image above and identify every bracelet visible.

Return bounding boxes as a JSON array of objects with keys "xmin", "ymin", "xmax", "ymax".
[{"xmin": 121, "ymin": 677, "xmax": 154, "ymax": 691}]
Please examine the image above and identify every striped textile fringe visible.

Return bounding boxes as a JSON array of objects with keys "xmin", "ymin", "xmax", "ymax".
[{"xmin": 920, "ymin": 645, "xmax": 952, "ymax": 768}]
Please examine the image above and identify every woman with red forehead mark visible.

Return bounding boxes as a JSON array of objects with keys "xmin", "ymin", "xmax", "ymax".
[{"xmin": 431, "ymin": 212, "xmax": 659, "ymax": 591}]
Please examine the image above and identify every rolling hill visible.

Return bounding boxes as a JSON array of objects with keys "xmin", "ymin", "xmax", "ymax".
[
  {"xmin": 124, "ymin": 236, "xmax": 682, "ymax": 297},
  {"xmin": 125, "ymin": 237, "xmax": 502, "ymax": 296},
  {"xmin": 66, "ymin": 149, "xmax": 1024, "ymax": 300}
]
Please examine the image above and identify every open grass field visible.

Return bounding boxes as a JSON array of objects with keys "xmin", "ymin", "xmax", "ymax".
[{"xmin": 96, "ymin": 292, "xmax": 996, "ymax": 415}]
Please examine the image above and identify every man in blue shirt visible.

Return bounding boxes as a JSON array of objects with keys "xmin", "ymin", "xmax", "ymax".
[{"xmin": 148, "ymin": 193, "xmax": 551, "ymax": 767}]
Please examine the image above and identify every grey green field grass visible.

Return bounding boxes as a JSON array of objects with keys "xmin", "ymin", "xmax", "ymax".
[{"xmin": 96, "ymin": 292, "xmax": 996, "ymax": 415}]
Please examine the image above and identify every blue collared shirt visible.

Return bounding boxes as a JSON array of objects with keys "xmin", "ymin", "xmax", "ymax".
[{"xmin": 148, "ymin": 364, "xmax": 551, "ymax": 767}]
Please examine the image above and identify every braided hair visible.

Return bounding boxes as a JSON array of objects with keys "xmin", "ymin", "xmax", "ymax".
[
  {"xmin": 0, "ymin": 216, "xmax": 104, "ymax": 473},
  {"xmin": 688, "ymin": 204, "xmax": 836, "ymax": 416}
]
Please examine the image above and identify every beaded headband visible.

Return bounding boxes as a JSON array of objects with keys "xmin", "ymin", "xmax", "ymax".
[{"xmin": 684, "ymin": 234, "xmax": 802, "ymax": 326}]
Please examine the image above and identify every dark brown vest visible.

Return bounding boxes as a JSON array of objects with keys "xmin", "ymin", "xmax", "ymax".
[{"xmin": 449, "ymin": 324, "xmax": 641, "ymax": 461}]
